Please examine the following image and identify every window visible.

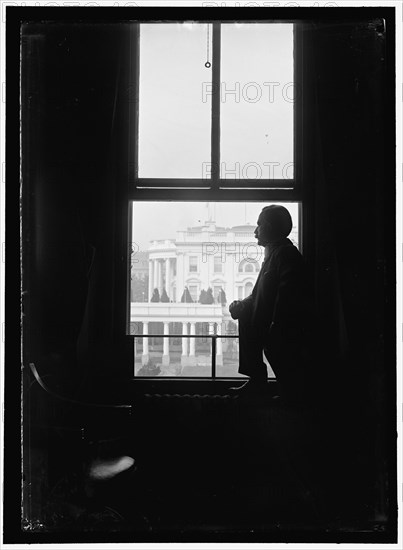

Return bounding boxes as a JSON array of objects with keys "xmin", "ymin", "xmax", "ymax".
[
  {"xmin": 138, "ymin": 23, "xmax": 211, "ymax": 178},
  {"xmin": 135, "ymin": 21, "xmax": 296, "ymax": 188},
  {"xmin": 189, "ymin": 256, "xmax": 198, "ymax": 273},
  {"xmin": 220, "ymin": 23, "xmax": 294, "ymax": 181},
  {"xmin": 238, "ymin": 259, "xmax": 261, "ymax": 273},
  {"xmin": 214, "ymin": 256, "xmax": 223, "ymax": 273},
  {"xmin": 129, "ymin": 21, "xmax": 301, "ymax": 378}
]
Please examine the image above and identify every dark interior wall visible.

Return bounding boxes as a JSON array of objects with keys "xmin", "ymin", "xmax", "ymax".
[{"xmin": 21, "ymin": 15, "xmax": 394, "ymax": 398}]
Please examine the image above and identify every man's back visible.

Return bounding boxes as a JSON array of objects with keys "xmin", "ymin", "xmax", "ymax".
[{"xmin": 250, "ymin": 238, "xmax": 309, "ymax": 341}]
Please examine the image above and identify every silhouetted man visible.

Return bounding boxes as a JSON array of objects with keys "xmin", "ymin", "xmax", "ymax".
[{"xmin": 229, "ymin": 205, "xmax": 314, "ymax": 403}]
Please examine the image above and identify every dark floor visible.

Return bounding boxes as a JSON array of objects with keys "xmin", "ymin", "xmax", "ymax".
[{"xmin": 21, "ymin": 377, "xmax": 392, "ymax": 542}]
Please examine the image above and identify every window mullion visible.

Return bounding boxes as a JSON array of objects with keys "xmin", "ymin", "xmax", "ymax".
[
  {"xmin": 211, "ymin": 23, "xmax": 221, "ymax": 189},
  {"xmin": 133, "ymin": 23, "xmax": 140, "ymax": 184}
]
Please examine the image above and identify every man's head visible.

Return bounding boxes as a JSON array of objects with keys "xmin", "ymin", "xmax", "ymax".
[{"xmin": 254, "ymin": 205, "xmax": 293, "ymax": 246}]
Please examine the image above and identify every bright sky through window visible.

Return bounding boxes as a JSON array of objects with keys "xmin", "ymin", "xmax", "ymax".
[
  {"xmin": 139, "ymin": 23, "xmax": 212, "ymax": 178},
  {"xmin": 221, "ymin": 23, "xmax": 294, "ymax": 180},
  {"xmin": 138, "ymin": 23, "xmax": 294, "ymax": 181}
]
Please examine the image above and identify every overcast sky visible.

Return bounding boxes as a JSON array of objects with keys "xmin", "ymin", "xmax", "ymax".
[{"xmin": 139, "ymin": 22, "xmax": 293, "ymax": 179}]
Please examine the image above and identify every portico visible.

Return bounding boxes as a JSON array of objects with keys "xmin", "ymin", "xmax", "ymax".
[{"xmin": 131, "ymin": 303, "xmax": 226, "ymax": 368}]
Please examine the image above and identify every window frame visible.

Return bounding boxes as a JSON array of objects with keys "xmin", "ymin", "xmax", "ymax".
[
  {"xmin": 129, "ymin": 20, "xmax": 303, "ymax": 197},
  {"xmin": 126, "ymin": 19, "xmax": 305, "ymax": 380}
]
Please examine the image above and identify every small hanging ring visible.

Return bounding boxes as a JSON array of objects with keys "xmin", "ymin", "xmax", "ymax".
[{"xmin": 205, "ymin": 61, "xmax": 211, "ymax": 68}]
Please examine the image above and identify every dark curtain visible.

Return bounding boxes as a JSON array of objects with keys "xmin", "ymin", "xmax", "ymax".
[
  {"xmin": 309, "ymin": 20, "xmax": 389, "ymax": 399},
  {"xmin": 306, "ymin": 19, "xmax": 393, "ymax": 521},
  {"xmin": 22, "ymin": 23, "xmax": 134, "ymax": 390}
]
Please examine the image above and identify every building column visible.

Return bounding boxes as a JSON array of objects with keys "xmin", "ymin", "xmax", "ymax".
[
  {"xmin": 158, "ymin": 260, "xmax": 163, "ymax": 293},
  {"xmin": 181, "ymin": 322, "xmax": 188, "ymax": 366},
  {"xmin": 188, "ymin": 322, "xmax": 196, "ymax": 365},
  {"xmin": 153, "ymin": 259, "xmax": 158, "ymax": 292},
  {"xmin": 162, "ymin": 322, "xmax": 170, "ymax": 366},
  {"xmin": 141, "ymin": 321, "xmax": 149, "ymax": 365},
  {"xmin": 148, "ymin": 260, "xmax": 154, "ymax": 301},
  {"xmin": 227, "ymin": 253, "xmax": 235, "ymax": 305},
  {"xmin": 176, "ymin": 253, "xmax": 184, "ymax": 302},
  {"xmin": 165, "ymin": 258, "xmax": 171, "ymax": 300},
  {"xmin": 155, "ymin": 260, "xmax": 160, "ymax": 293},
  {"xmin": 216, "ymin": 322, "xmax": 223, "ymax": 366}
]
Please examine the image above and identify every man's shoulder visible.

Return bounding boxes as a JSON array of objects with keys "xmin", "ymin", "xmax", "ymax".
[
  {"xmin": 269, "ymin": 243, "xmax": 304, "ymax": 275},
  {"xmin": 274, "ymin": 240, "xmax": 302, "ymax": 260}
]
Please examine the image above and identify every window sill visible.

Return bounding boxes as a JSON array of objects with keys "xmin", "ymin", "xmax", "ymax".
[{"xmin": 129, "ymin": 377, "xmax": 278, "ymax": 397}]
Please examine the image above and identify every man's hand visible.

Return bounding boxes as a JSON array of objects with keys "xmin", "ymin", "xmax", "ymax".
[{"xmin": 229, "ymin": 300, "xmax": 243, "ymax": 320}]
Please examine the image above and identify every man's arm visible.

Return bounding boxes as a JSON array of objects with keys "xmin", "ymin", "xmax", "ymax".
[{"xmin": 229, "ymin": 294, "xmax": 253, "ymax": 320}]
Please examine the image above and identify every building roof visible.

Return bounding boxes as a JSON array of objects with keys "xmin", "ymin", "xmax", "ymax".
[
  {"xmin": 230, "ymin": 224, "xmax": 254, "ymax": 232},
  {"xmin": 185, "ymin": 224, "xmax": 253, "ymax": 233}
]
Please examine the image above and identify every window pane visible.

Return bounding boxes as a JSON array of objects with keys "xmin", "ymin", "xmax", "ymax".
[
  {"xmin": 189, "ymin": 256, "xmax": 198, "ymax": 272},
  {"xmin": 214, "ymin": 256, "xmax": 223, "ymax": 273},
  {"xmin": 220, "ymin": 24, "xmax": 294, "ymax": 181},
  {"xmin": 134, "ymin": 335, "xmax": 212, "ymax": 377},
  {"xmin": 139, "ymin": 23, "xmax": 212, "ymax": 178},
  {"xmin": 215, "ymin": 336, "xmax": 242, "ymax": 378}
]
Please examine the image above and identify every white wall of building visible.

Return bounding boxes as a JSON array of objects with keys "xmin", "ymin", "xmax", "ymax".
[{"xmin": 145, "ymin": 220, "xmax": 264, "ymax": 305}]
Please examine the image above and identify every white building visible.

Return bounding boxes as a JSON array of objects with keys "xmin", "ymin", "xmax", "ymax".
[{"xmin": 147, "ymin": 219, "xmax": 263, "ymax": 305}]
